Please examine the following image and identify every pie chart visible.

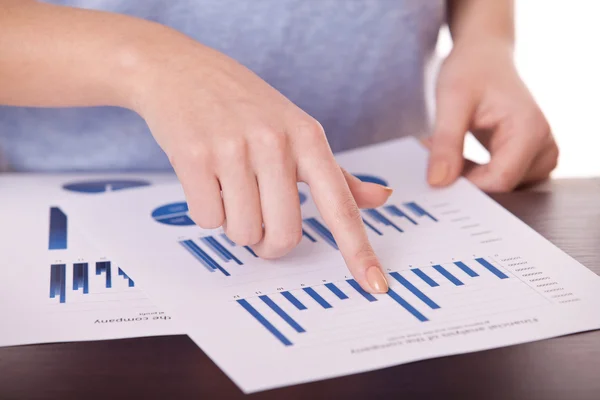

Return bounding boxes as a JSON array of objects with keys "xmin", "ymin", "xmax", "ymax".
[
  {"xmin": 63, "ymin": 179, "xmax": 150, "ymax": 194},
  {"xmin": 152, "ymin": 202, "xmax": 195, "ymax": 226},
  {"xmin": 353, "ymin": 174, "xmax": 389, "ymax": 187}
]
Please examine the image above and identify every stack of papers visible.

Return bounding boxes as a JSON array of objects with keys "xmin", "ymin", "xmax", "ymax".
[{"xmin": 2, "ymin": 138, "xmax": 600, "ymax": 393}]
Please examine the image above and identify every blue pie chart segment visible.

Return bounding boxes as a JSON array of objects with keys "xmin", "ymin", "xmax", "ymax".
[
  {"xmin": 353, "ymin": 174, "xmax": 389, "ymax": 187},
  {"xmin": 63, "ymin": 179, "xmax": 150, "ymax": 193},
  {"xmin": 152, "ymin": 202, "xmax": 195, "ymax": 226}
]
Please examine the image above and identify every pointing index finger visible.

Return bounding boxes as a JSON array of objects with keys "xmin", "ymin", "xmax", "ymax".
[{"xmin": 301, "ymin": 155, "xmax": 389, "ymax": 294}]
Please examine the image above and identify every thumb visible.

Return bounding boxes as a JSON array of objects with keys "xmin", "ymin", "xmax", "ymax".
[
  {"xmin": 341, "ymin": 168, "xmax": 393, "ymax": 209},
  {"xmin": 428, "ymin": 86, "xmax": 476, "ymax": 187}
]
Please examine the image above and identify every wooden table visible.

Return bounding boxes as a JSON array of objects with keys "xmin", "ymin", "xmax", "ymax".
[{"xmin": 2, "ymin": 179, "xmax": 599, "ymax": 400}]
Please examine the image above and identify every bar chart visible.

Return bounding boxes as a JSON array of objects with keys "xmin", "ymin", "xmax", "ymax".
[
  {"xmin": 49, "ymin": 261, "xmax": 137, "ymax": 304},
  {"xmin": 234, "ymin": 256, "xmax": 535, "ymax": 347},
  {"xmin": 176, "ymin": 200, "xmax": 439, "ymax": 276},
  {"xmin": 47, "ymin": 207, "xmax": 139, "ymax": 304}
]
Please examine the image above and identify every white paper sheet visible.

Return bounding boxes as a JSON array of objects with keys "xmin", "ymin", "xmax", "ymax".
[
  {"xmin": 0, "ymin": 174, "xmax": 183, "ymax": 347},
  {"xmin": 59, "ymin": 138, "xmax": 600, "ymax": 393}
]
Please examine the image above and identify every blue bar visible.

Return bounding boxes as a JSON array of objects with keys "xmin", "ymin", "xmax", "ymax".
[
  {"xmin": 244, "ymin": 246, "xmax": 259, "ymax": 258},
  {"xmin": 201, "ymin": 236, "xmax": 229, "ymax": 261},
  {"xmin": 73, "ymin": 263, "xmax": 89, "ymax": 294},
  {"xmin": 73, "ymin": 263, "xmax": 81, "ymax": 290},
  {"xmin": 95, "ymin": 261, "xmax": 112, "ymax": 289},
  {"xmin": 220, "ymin": 233, "xmax": 236, "ymax": 247},
  {"xmin": 362, "ymin": 218, "xmax": 383, "ymax": 236},
  {"xmin": 325, "ymin": 283, "xmax": 349, "ymax": 300},
  {"xmin": 259, "ymin": 295, "xmax": 305, "ymax": 333},
  {"xmin": 346, "ymin": 279, "xmax": 377, "ymax": 302},
  {"xmin": 303, "ymin": 287, "xmax": 332, "ymax": 309},
  {"xmin": 454, "ymin": 261, "xmax": 479, "ymax": 277},
  {"xmin": 50, "ymin": 264, "xmax": 66, "ymax": 303},
  {"xmin": 384, "ymin": 205, "xmax": 417, "ymax": 225},
  {"xmin": 404, "ymin": 202, "xmax": 438, "ymax": 222},
  {"xmin": 237, "ymin": 299, "xmax": 292, "ymax": 346},
  {"xmin": 411, "ymin": 268, "xmax": 439, "ymax": 287},
  {"xmin": 476, "ymin": 258, "xmax": 509, "ymax": 279},
  {"xmin": 118, "ymin": 268, "xmax": 135, "ymax": 287},
  {"xmin": 433, "ymin": 265, "xmax": 464, "ymax": 286},
  {"xmin": 390, "ymin": 272, "xmax": 440, "ymax": 309},
  {"xmin": 281, "ymin": 291, "xmax": 307, "ymax": 310},
  {"xmin": 387, "ymin": 288, "xmax": 429, "ymax": 322},
  {"xmin": 48, "ymin": 207, "xmax": 68, "ymax": 250},
  {"xmin": 180, "ymin": 240, "xmax": 231, "ymax": 276},
  {"xmin": 365, "ymin": 209, "xmax": 403, "ymax": 232},
  {"xmin": 304, "ymin": 218, "xmax": 338, "ymax": 250},
  {"xmin": 83, "ymin": 264, "xmax": 89, "ymax": 293},
  {"xmin": 202, "ymin": 236, "xmax": 243, "ymax": 265},
  {"xmin": 302, "ymin": 229, "xmax": 317, "ymax": 242},
  {"xmin": 180, "ymin": 240, "xmax": 215, "ymax": 272}
]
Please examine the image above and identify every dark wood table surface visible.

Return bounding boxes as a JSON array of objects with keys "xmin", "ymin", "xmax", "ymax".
[{"xmin": 1, "ymin": 178, "xmax": 599, "ymax": 400}]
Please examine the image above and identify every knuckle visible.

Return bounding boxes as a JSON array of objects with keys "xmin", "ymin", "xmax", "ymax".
[
  {"xmin": 334, "ymin": 194, "xmax": 362, "ymax": 224},
  {"xmin": 189, "ymin": 207, "xmax": 224, "ymax": 230},
  {"xmin": 542, "ymin": 142, "xmax": 560, "ymax": 175},
  {"xmin": 532, "ymin": 123, "xmax": 551, "ymax": 142},
  {"xmin": 169, "ymin": 144, "xmax": 211, "ymax": 170},
  {"xmin": 261, "ymin": 228, "xmax": 303, "ymax": 258},
  {"xmin": 256, "ymin": 128, "xmax": 289, "ymax": 153},
  {"xmin": 353, "ymin": 242, "xmax": 378, "ymax": 264},
  {"xmin": 277, "ymin": 228, "xmax": 303, "ymax": 250},
  {"xmin": 227, "ymin": 228, "xmax": 263, "ymax": 247},
  {"xmin": 431, "ymin": 130, "xmax": 464, "ymax": 155},
  {"xmin": 433, "ymin": 130, "xmax": 462, "ymax": 149},
  {"xmin": 247, "ymin": 228, "xmax": 264, "ymax": 246},
  {"xmin": 492, "ymin": 169, "xmax": 518, "ymax": 192},
  {"xmin": 525, "ymin": 109, "xmax": 551, "ymax": 142},
  {"xmin": 217, "ymin": 137, "xmax": 248, "ymax": 160},
  {"xmin": 295, "ymin": 118, "xmax": 327, "ymax": 146},
  {"xmin": 186, "ymin": 142, "xmax": 212, "ymax": 160}
]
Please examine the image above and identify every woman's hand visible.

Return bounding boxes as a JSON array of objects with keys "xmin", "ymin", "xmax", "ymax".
[
  {"xmin": 133, "ymin": 34, "xmax": 391, "ymax": 293},
  {"xmin": 427, "ymin": 38, "xmax": 559, "ymax": 192}
]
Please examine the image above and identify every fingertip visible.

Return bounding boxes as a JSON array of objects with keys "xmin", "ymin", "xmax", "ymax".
[
  {"xmin": 353, "ymin": 182, "xmax": 393, "ymax": 209},
  {"xmin": 365, "ymin": 266, "xmax": 389, "ymax": 294},
  {"xmin": 427, "ymin": 159, "xmax": 451, "ymax": 186},
  {"xmin": 427, "ymin": 151, "xmax": 465, "ymax": 187},
  {"xmin": 368, "ymin": 183, "xmax": 394, "ymax": 200}
]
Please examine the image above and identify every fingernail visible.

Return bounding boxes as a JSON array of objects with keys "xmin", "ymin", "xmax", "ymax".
[
  {"xmin": 383, "ymin": 186, "xmax": 394, "ymax": 197},
  {"xmin": 366, "ymin": 266, "xmax": 389, "ymax": 293},
  {"xmin": 428, "ymin": 160, "xmax": 449, "ymax": 186}
]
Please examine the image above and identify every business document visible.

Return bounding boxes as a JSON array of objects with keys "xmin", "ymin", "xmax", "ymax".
[
  {"xmin": 60, "ymin": 138, "xmax": 600, "ymax": 393},
  {"xmin": 0, "ymin": 174, "xmax": 183, "ymax": 347}
]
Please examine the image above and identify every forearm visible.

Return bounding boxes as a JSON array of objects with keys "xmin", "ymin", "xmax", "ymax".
[
  {"xmin": 447, "ymin": 0, "xmax": 514, "ymax": 48},
  {"xmin": 0, "ymin": 0, "xmax": 200, "ymax": 110}
]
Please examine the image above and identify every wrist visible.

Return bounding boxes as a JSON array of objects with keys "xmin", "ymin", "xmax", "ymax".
[
  {"xmin": 452, "ymin": 32, "xmax": 513, "ymax": 53},
  {"xmin": 449, "ymin": 34, "xmax": 514, "ymax": 64},
  {"xmin": 107, "ymin": 21, "xmax": 213, "ymax": 114}
]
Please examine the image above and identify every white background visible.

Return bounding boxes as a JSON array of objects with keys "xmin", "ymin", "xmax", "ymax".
[{"xmin": 436, "ymin": 0, "xmax": 600, "ymax": 178}]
